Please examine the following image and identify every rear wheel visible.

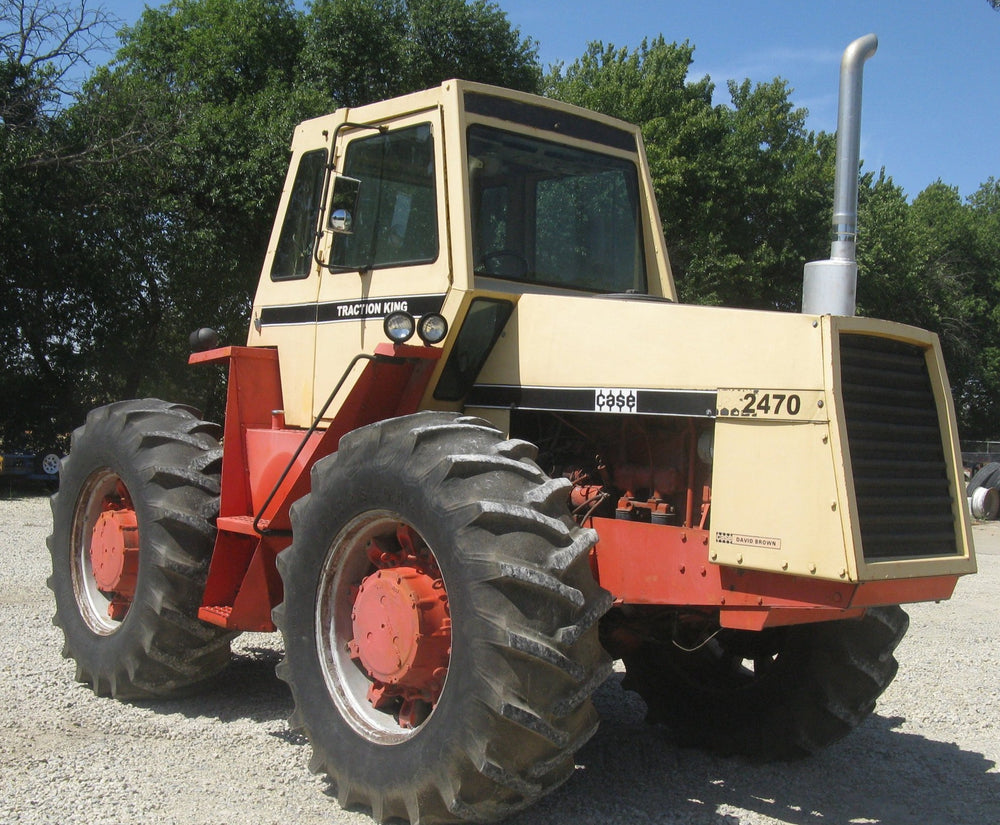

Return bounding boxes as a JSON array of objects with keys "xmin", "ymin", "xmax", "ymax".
[
  {"xmin": 621, "ymin": 606, "xmax": 908, "ymax": 760},
  {"xmin": 274, "ymin": 412, "xmax": 612, "ymax": 823},
  {"xmin": 47, "ymin": 399, "xmax": 235, "ymax": 699}
]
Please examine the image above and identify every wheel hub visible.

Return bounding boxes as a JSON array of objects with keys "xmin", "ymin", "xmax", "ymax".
[
  {"xmin": 89, "ymin": 507, "xmax": 139, "ymax": 611},
  {"xmin": 349, "ymin": 566, "xmax": 451, "ymax": 697}
]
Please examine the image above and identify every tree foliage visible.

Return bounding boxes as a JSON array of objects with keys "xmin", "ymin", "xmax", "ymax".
[
  {"xmin": 1, "ymin": 0, "xmax": 122, "ymax": 451},
  {"xmin": 857, "ymin": 174, "xmax": 1000, "ymax": 435},
  {"xmin": 299, "ymin": 0, "xmax": 539, "ymax": 107},
  {"xmin": 0, "ymin": 0, "xmax": 538, "ymax": 450},
  {"xmin": 3, "ymin": 2, "xmax": 999, "ymax": 448},
  {"xmin": 545, "ymin": 38, "xmax": 833, "ymax": 310},
  {"xmin": 1, "ymin": 0, "xmax": 113, "ymax": 125},
  {"xmin": 546, "ymin": 36, "xmax": 1000, "ymax": 436}
]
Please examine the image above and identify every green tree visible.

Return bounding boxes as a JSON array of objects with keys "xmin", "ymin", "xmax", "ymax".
[
  {"xmin": 856, "ymin": 170, "xmax": 917, "ymax": 322},
  {"xmin": 0, "ymin": 0, "xmax": 314, "ymax": 446},
  {"xmin": 545, "ymin": 37, "xmax": 833, "ymax": 310},
  {"xmin": 403, "ymin": 0, "xmax": 539, "ymax": 92},
  {"xmin": 1, "ymin": 0, "xmax": 113, "ymax": 127},
  {"xmin": 0, "ymin": 0, "xmax": 121, "ymax": 450},
  {"xmin": 23, "ymin": 0, "xmax": 315, "ymax": 429},
  {"xmin": 696, "ymin": 77, "xmax": 833, "ymax": 309},
  {"xmin": 299, "ymin": 0, "xmax": 540, "ymax": 108},
  {"xmin": 953, "ymin": 178, "xmax": 1000, "ymax": 436},
  {"xmin": 907, "ymin": 182, "xmax": 993, "ymax": 436},
  {"xmin": 857, "ymin": 174, "xmax": 1000, "ymax": 438},
  {"xmin": 110, "ymin": 0, "xmax": 313, "ymax": 323},
  {"xmin": 1, "ymin": 0, "xmax": 543, "ymax": 444}
]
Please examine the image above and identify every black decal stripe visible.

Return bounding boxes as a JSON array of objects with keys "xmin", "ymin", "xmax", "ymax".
[
  {"xmin": 637, "ymin": 389, "xmax": 717, "ymax": 417},
  {"xmin": 467, "ymin": 385, "xmax": 596, "ymax": 413},
  {"xmin": 259, "ymin": 304, "xmax": 318, "ymax": 326},
  {"xmin": 393, "ymin": 294, "xmax": 445, "ymax": 317},
  {"xmin": 464, "ymin": 92, "xmax": 637, "ymax": 153},
  {"xmin": 259, "ymin": 294, "xmax": 445, "ymax": 327},
  {"xmin": 467, "ymin": 385, "xmax": 718, "ymax": 418}
]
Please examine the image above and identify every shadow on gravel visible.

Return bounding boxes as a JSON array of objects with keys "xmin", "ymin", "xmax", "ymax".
[
  {"xmin": 136, "ymin": 645, "xmax": 294, "ymax": 726},
  {"xmin": 127, "ymin": 661, "xmax": 997, "ymax": 825},
  {"xmin": 1, "ymin": 485, "xmax": 52, "ymax": 501},
  {"xmin": 512, "ymin": 674, "xmax": 999, "ymax": 825}
]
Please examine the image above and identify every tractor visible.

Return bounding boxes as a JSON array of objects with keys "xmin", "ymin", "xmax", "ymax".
[{"xmin": 48, "ymin": 35, "xmax": 975, "ymax": 823}]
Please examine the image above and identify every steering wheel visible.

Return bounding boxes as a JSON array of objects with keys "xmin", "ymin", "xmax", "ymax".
[{"xmin": 477, "ymin": 249, "xmax": 528, "ymax": 278}]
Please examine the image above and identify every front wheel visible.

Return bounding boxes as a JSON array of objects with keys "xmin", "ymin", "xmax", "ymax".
[
  {"xmin": 621, "ymin": 606, "xmax": 909, "ymax": 760},
  {"xmin": 47, "ymin": 399, "xmax": 235, "ymax": 699},
  {"xmin": 274, "ymin": 412, "xmax": 612, "ymax": 823}
]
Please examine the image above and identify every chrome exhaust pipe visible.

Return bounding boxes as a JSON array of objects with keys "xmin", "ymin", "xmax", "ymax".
[{"xmin": 802, "ymin": 33, "xmax": 878, "ymax": 316}]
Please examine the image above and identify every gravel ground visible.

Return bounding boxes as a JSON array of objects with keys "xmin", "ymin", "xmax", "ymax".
[{"xmin": 1, "ymin": 490, "xmax": 997, "ymax": 825}]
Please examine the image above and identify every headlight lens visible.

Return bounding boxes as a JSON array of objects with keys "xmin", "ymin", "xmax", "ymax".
[
  {"xmin": 417, "ymin": 313, "xmax": 449, "ymax": 344},
  {"xmin": 383, "ymin": 311, "xmax": 415, "ymax": 343}
]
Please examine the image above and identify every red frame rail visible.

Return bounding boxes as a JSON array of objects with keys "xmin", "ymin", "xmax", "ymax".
[{"xmin": 190, "ymin": 343, "xmax": 442, "ymax": 631}]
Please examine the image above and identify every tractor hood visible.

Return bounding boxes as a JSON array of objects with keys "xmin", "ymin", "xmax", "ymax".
[
  {"xmin": 471, "ymin": 291, "xmax": 827, "ymax": 398},
  {"xmin": 445, "ymin": 289, "xmax": 975, "ymax": 586}
]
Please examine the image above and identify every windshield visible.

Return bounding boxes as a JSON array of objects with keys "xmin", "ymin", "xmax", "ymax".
[{"xmin": 468, "ymin": 124, "xmax": 646, "ymax": 293}]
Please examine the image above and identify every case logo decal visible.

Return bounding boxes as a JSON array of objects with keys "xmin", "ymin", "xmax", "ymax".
[{"xmin": 595, "ymin": 388, "xmax": 638, "ymax": 413}]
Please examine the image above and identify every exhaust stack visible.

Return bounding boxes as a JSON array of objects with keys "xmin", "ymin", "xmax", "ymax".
[{"xmin": 802, "ymin": 33, "xmax": 878, "ymax": 316}]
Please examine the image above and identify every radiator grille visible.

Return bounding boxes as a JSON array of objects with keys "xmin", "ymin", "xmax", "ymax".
[{"xmin": 839, "ymin": 334, "xmax": 958, "ymax": 561}]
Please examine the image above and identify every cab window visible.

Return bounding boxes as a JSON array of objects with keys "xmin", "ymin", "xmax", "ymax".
[
  {"xmin": 271, "ymin": 148, "xmax": 327, "ymax": 280},
  {"xmin": 468, "ymin": 125, "xmax": 646, "ymax": 293},
  {"xmin": 331, "ymin": 123, "xmax": 438, "ymax": 271}
]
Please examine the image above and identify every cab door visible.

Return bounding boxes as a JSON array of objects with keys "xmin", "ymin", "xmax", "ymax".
[
  {"xmin": 248, "ymin": 131, "xmax": 331, "ymax": 428},
  {"xmin": 312, "ymin": 108, "xmax": 451, "ymax": 421}
]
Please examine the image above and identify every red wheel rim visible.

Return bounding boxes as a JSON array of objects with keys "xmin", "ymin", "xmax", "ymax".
[
  {"xmin": 316, "ymin": 513, "xmax": 452, "ymax": 742},
  {"xmin": 71, "ymin": 471, "xmax": 140, "ymax": 633}
]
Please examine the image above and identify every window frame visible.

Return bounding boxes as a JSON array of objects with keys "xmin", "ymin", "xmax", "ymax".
[
  {"xmin": 270, "ymin": 147, "xmax": 329, "ymax": 282},
  {"xmin": 328, "ymin": 122, "xmax": 440, "ymax": 273},
  {"xmin": 465, "ymin": 123, "xmax": 648, "ymax": 295}
]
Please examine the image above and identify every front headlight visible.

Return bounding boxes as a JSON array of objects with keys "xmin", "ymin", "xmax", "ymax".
[
  {"xmin": 383, "ymin": 311, "xmax": 415, "ymax": 343},
  {"xmin": 417, "ymin": 313, "xmax": 449, "ymax": 345}
]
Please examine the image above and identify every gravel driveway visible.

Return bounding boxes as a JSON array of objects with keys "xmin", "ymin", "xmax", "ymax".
[{"xmin": 2, "ymin": 491, "xmax": 997, "ymax": 824}]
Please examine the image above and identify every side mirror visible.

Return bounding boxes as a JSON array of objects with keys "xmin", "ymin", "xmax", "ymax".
[{"xmin": 329, "ymin": 174, "xmax": 361, "ymax": 234}]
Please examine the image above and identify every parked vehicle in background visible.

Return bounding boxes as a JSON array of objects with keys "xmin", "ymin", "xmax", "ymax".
[
  {"xmin": 966, "ymin": 458, "xmax": 1000, "ymax": 520},
  {"xmin": 1, "ymin": 450, "xmax": 60, "ymax": 488}
]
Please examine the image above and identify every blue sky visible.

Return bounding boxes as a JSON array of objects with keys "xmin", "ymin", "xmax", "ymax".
[{"xmin": 95, "ymin": 0, "xmax": 997, "ymax": 200}]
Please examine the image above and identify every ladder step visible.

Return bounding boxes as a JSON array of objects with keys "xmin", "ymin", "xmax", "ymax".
[
  {"xmin": 216, "ymin": 515, "xmax": 268, "ymax": 535},
  {"xmin": 198, "ymin": 605, "xmax": 234, "ymax": 628}
]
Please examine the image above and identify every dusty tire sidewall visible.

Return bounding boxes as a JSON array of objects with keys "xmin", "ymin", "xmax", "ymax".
[
  {"xmin": 50, "ymin": 414, "xmax": 167, "ymax": 678},
  {"xmin": 968, "ymin": 461, "xmax": 1000, "ymax": 495},
  {"xmin": 624, "ymin": 608, "xmax": 906, "ymax": 758},
  {"xmin": 282, "ymin": 456, "xmax": 497, "ymax": 792}
]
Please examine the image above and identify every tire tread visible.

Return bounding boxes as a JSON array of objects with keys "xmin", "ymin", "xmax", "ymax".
[
  {"xmin": 274, "ymin": 411, "xmax": 610, "ymax": 823},
  {"xmin": 47, "ymin": 399, "xmax": 235, "ymax": 700}
]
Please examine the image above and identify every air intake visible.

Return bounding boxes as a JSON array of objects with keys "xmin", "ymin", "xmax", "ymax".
[{"xmin": 839, "ymin": 333, "xmax": 959, "ymax": 561}]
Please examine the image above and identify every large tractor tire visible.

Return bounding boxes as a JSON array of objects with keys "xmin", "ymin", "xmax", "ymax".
[
  {"xmin": 621, "ymin": 606, "xmax": 908, "ymax": 760},
  {"xmin": 274, "ymin": 412, "xmax": 612, "ymax": 824},
  {"xmin": 48, "ymin": 399, "xmax": 235, "ymax": 699},
  {"xmin": 967, "ymin": 461, "xmax": 1000, "ymax": 495}
]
